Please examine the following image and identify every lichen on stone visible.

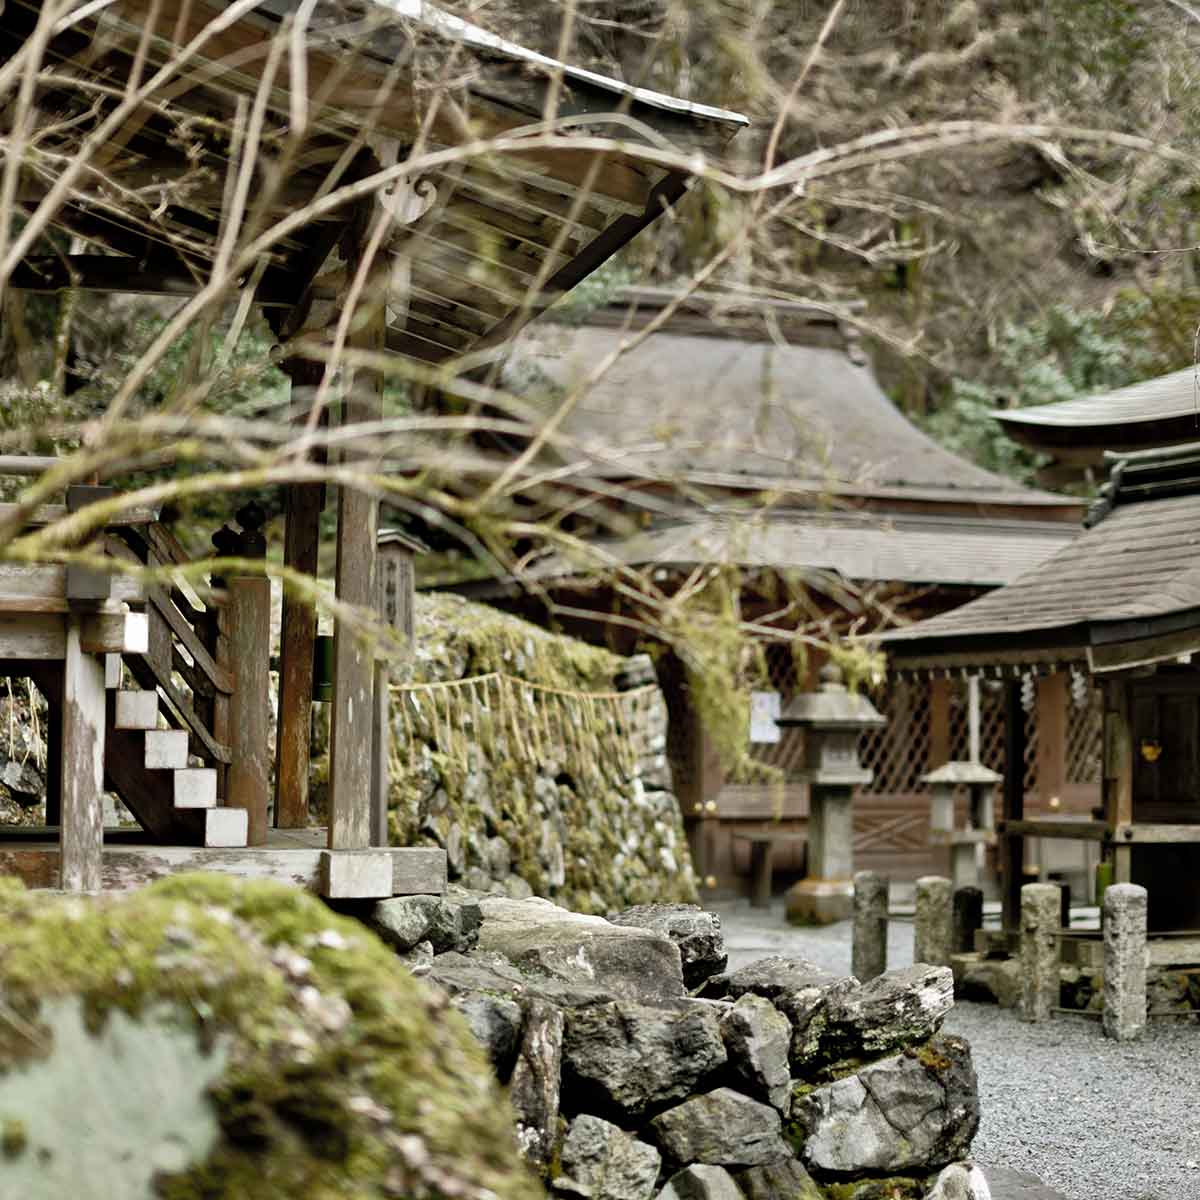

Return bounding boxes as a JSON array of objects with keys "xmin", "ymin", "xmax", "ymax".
[{"xmin": 0, "ymin": 873, "xmax": 543, "ymax": 1200}]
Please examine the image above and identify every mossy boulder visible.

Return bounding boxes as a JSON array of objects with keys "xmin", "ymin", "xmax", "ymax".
[{"xmin": 0, "ymin": 873, "xmax": 542, "ymax": 1200}]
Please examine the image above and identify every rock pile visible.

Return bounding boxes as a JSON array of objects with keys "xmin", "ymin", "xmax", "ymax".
[{"xmin": 367, "ymin": 892, "xmax": 988, "ymax": 1200}]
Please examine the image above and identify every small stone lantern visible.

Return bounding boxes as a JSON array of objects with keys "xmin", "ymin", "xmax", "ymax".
[
  {"xmin": 779, "ymin": 663, "xmax": 886, "ymax": 925},
  {"xmin": 922, "ymin": 761, "xmax": 1000, "ymax": 890}
]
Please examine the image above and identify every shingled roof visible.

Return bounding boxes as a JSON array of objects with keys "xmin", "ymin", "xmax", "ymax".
[
  {"xmin": 881, "ymin": 442, "xmax": 1200, "ymax": 671},
  {"xmin": 995, "ymin": 366, "xmax": 1200, "ymax": 465},
  {"xmin": 520, "ymin": 291, "xmax": 1077, "ymax": 509}
]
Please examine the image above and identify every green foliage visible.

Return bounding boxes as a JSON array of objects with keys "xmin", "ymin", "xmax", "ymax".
[
  {"xmin": 545, "ymin": 258, "xmax": 639, "ymax": 326},
  {"xmin": 920, "ymin": 297, "xmax": 1192, "ymax": 484}
]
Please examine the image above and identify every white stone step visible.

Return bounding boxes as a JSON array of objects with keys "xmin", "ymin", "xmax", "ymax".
[
  {"xmin": 144, "ymin": 729, "xmax": 189, "ymax": 770},
  {"xmin": 104, "ymin": 654, "xmax": 123, "ymax": 690},
  {"xmin": 173, "ymin": 768, "xmax": 217, "ymax": 809},
  {"xmin": 202, "ymin": 807, "xmax": 248, "ymax": 848},
  {"xmin": 114, "ymin": 690, "xmax": 159, "ymax": 731}
]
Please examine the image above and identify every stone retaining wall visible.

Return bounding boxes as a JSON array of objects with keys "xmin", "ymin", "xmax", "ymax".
[{"xmin": 364, "ymin": 892, "xmax": 991, "ymax": 1200}]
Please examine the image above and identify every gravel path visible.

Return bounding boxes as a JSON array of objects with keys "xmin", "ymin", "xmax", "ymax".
[{"xmin": 711, "ymin": 897, "xmax": 1200, "ymax": 1200}]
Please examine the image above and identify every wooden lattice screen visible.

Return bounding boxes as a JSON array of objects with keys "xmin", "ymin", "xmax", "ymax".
[
  {"xmin": 859, "ymin": 678, "xmax": 932, "ymax": 796},
  {"xmin": 1066, "ymin": 683, "xmax": 1103, "ymax": 785}
]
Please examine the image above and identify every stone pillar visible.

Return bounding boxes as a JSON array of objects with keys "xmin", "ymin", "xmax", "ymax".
[
  {"xmin": 852, "ymin": 871, "xmax": 889, "ymax": 982},
  {"xmin": 1103, "ymin": 883, "xmax": 1147, "ymax": 1041},
  {"xmin": 1020, "ymin": 882, "xmax": 1060, "ymax": 1023},
  {"xmin": 913, "ymin": 875, "xmax": 952, "ymax": 967},
  {"xmin": 952, "ymin": 886, "xmax": 984, "ymax": 955}
]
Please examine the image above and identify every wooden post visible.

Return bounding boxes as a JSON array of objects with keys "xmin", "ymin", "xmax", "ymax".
[
  {"xmin": 226, "ymin": 506, "xmax": 271, "ymax": 846},
  {"xmin": 328, "ymin": 216, "xmax": 385, "ymax": 851},
  {"xmin": 370, "ymin": 661, "xmax": 389, "ymax": 846},
  {"xmin": 929, "ymin": 676, "xmax": 951, "ymax": 770},
  {"xmin": 60, "ymin": 617, "xmax": 105, "ymax": 890},
  {"xmin": 207, "ymin": 525, "xmax": 238, "ymax": 801},
  {"xmin": 1103, "ymin": 677, "xmax": 1134, "ymax": 883},
  {"xmin": 1001, "ymin": 676, "xmax": 1027, "ymax": 930},
  {"xmin": 275, "ymin": 358, "xmax": 326, "ymax": 829}
]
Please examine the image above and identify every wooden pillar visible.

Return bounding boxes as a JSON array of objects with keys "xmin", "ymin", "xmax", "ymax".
[
  {"xmin": 226, "ymin": 505, "xmax": 271, "ymax": 846},
  {"xmin": 1036, "ymin": 672, "xmax": 1067, "ymax": 809},
  {"xmin": 37, "ymin": 669, "xmax": 63, "ymax": 828},
  {"xmin": 928, "ymin": 676, "xmax": 951, "ymax": 769},
  {"xmin": 275, "ymin": 358, "xmax": 326, "ymax": 828},
  {"xmin": 60, "ymin": 617, "xmax": 105, "ymax": 891},
  {"xmin": 1102, "ymin": 677, "xmax": 1133, "ymax": 883},
  {"xmin": 1001, "ymin": 676, "xmax": 1027, "ymax": 930},
  {"xmin": 328, "ymin": 219, "xmax": 385, "ymax": 851}
]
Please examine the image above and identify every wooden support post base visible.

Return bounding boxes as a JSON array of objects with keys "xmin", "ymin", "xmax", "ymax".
[{"xmin": 321, "ymin": 849, "xmax": 395, "ymax": 899}]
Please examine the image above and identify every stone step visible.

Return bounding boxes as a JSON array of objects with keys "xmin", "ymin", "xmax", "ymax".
[
  {"xmin": 173, "ymin": 768, "xmax": 217, "ymax": 809},
  {"xmin": 114, "ymin": 689, "xmax": 159, "ymax": 730},
  {"xmin": 144, "ymin": 728, "xmax": 189, "ymax": 770},
  {"xmin": 200, "ymin": 807, "xmax": 248, "ymax": 848}
]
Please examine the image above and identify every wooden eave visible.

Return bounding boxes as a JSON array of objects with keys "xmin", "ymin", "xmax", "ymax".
[{"xmin": 5, "ymin": 0, "xmax": 746, "ymax": 368}]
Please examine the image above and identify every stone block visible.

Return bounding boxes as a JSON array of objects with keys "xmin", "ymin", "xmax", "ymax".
[
  {"xmin": 319, "ymin": 850, "xmax": 393, "ymax": 899},
  {"xmin": 823, "ymin": 964, "xmax": 954, "ymax": 1064},
  {"xmin": 649, "ymin": 1088, "xmax": 788, "ymax": 1168},
  {"xmin": 733, "ymin": 1158, "xmax": 822, "ymax": 1200},
  {"xmin": 563, "ymin": 1001, "xmax": 726, "ymax": 1119},
  {"xmin": 608, "ymin": 905, "xmax": 726, "ymax": 989},
  {"xmin": 852, "ymin": 870, "xmax": 889, "ymax": 982},
  {"xmin": 926, "ymin": 1161, "xmax": 994, "ymax": 1200},
  {"xmin": 719, "ymin": 995, "xmax": 791, "ymax": 1115},
  {"xmin": 510, "ymin": 999, "xmax": 564, "ymax": 1171},
  {"xmin": 784, "ymin": 878, "xmax": 853, "ymax": 926},
  {"xmin": 450, "ymin": 992, "xmax": 523, "ymax": 1080},
  {"xmin": 1019, "ymin": 883, "xmax": 1060, "ymax": 1023},
  {"xmin": 555, "ymin": 1114, "xmax": 661, "ymax": 1200},
  {"xmin": 656, "ymin": 1165, "xmax": 744, "ymax": 1200},
  {"xmin": 788, "ymin": 1036, "xmax": 979, "ymax": 1175},
  {"xmin": 476, "ymin": 896, "xmax": 685, "ymax": 1004}
]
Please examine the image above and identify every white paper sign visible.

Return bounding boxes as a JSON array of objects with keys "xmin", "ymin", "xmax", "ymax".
[{"xmin": 749, "ymin": 690, "xmax": 781, "ymax": 744}]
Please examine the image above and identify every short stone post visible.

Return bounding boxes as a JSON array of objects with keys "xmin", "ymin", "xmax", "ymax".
[
  {"xmin": 952, "ymin": 885, "xmax": 984, "ymax": 955},
  {"xmin": 1020, "ymin": 882, "xmax": 1060, "ymax": 1022},
  {"xmin": 913, "ymin": 875, "xmax": 953, "ymax": 966},
  {"xmin": 852, "ymin": 870, "xmax": 889, "ymax": 982},
  {"xmin": 1103, "ymin": 883, "xmax": 1147, "ymax": 1041}
]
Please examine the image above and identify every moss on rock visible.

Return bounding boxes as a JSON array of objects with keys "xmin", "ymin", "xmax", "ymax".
[{"xmin": 0, "ymin": 873, "xmax": 543, "ymax": 1200}]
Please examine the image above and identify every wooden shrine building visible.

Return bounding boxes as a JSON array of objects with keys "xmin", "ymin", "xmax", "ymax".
[
  {"xmin": 0, "ymin": 1, "xmax": 746, "ymax": 893},
  {"xmin": 882, "ymin": 441, "xmax": 1200, "ymax": 944},
  {"xmin": 458, "ymin": 289, "xmax": 1086, "ymax": 892}
]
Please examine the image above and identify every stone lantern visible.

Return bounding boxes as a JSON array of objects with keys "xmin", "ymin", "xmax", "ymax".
[
  {"xmin": 921, "ymin": 761, "xmax": 1000, "ymax": 890},
  {"xmin": 780, "ymin": 663, "xmax": 886, "ymax": 924}
]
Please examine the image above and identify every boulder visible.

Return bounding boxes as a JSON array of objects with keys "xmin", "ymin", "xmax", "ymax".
[
  {"xmin": 477, "ymin": 896, "xmax": 686, "ymax": 1004},
  {"xmin": 563, "ymin": 1001, "xmax": 727, "ymax": 1119},
  {"xmin": 450, "ymin": 992, "xmax": 524, "ymax": 1080},
  {"xmin": 510, "ymin": 999, "xmax": 565, "ymax": 1170},
  {"xmin": 733, "ymin": 1158, "xmax": 822, "ymax": 1200},
  {"xmin": 712, "ymin": 957, "xmax": 856, "ymax": 1067},
  {"xmin": 555, "ymin": 1114, "xmax": 661, "ymax": 1200},
  {"xmin": 926, "ymin": 1162, "xmax": 993, "ymax": 1200},
  {"xmin": 789, "ymin": 1037, "xmax": 980, "ymax": 1175},
  {"xmin": 656, "ymin": 1165, "xmax": 744, "ymax": 1200},
  {"xmin": 0, "ymin": 873, "xmax": 538, "ymax": 1200},
  {"xmin": 608, "ymin": 905, "xmax": 726, "ymax": 989},
  {"xmin": 719, "ymin": 996, "xmax": 791, "ymax": 1115},
  {"xmin": 822, "ymin": 965, "xmax": 954, "ymax": 1063},
  {"xmin": 952, "ymin": 954, "xmax": 1022, "ymax": 1010},
  {"xmin": 424, "ymin": 951, "xmax": 617, "ymax": 1010},
  {"xmin": 366, "ymin": 893, "xmax": 482, "ymax": 954},
  {"xmin": 649, "ymin": 1088, "xmax": 789, "ymax": 1168}
]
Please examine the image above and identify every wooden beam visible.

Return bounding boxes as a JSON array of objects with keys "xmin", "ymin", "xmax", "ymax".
[
  {"xmin": 999, "ymin": 819, "xmax": 1110, "ymax": 840},
  {"xmin": 1113, "ymin": 823, "xmax": 1200, "ymax": 844},
  {"xmin": 0, "ymin": 842, "xmax": 446, "ymax": 895},
  {"xmin": 60, "ymin": 618, "xmax": 105, "ymax": 891},
  {"xmin": 79, "ymin": 610, "xmax": 149, "ymax": 655},
  {"xmin": 328, "ymin": 209, "xmax": 386, "ymax": 852}
]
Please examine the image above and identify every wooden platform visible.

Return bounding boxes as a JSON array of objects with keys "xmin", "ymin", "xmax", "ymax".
[{"xmin": 0, "ymin": 828, "xmax": 446, "ymax": 898}]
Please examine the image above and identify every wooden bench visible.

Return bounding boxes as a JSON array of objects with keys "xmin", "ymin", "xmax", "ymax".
[{"xmin": 733, "ymin": 830, "xmax": 808, "ymax": 908}]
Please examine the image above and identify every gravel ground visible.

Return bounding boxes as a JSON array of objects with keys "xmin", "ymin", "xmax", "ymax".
[{"xmin": 711, "ymin": 897, "xmax": 1200, "ymax": 1200}]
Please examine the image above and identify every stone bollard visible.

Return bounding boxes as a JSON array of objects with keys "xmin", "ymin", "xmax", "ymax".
[
  {"xmin": 1103, "ymin": 883, "xmax": 1148, "ymax": 1041},
  {"xmin": 852, "ymin": 871, "xmax": 889, "ymax": 982},
  {"xmin": 1019, "ymin": 882, "xmax": 1060, "ymax": 1022},
  {"xmin": 952, "ymin": 886, "xmax": 984, "ymax": 955},
  {"xmin": 913, "ymin": 876, "xmax": 953, "ymax": 967}
]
